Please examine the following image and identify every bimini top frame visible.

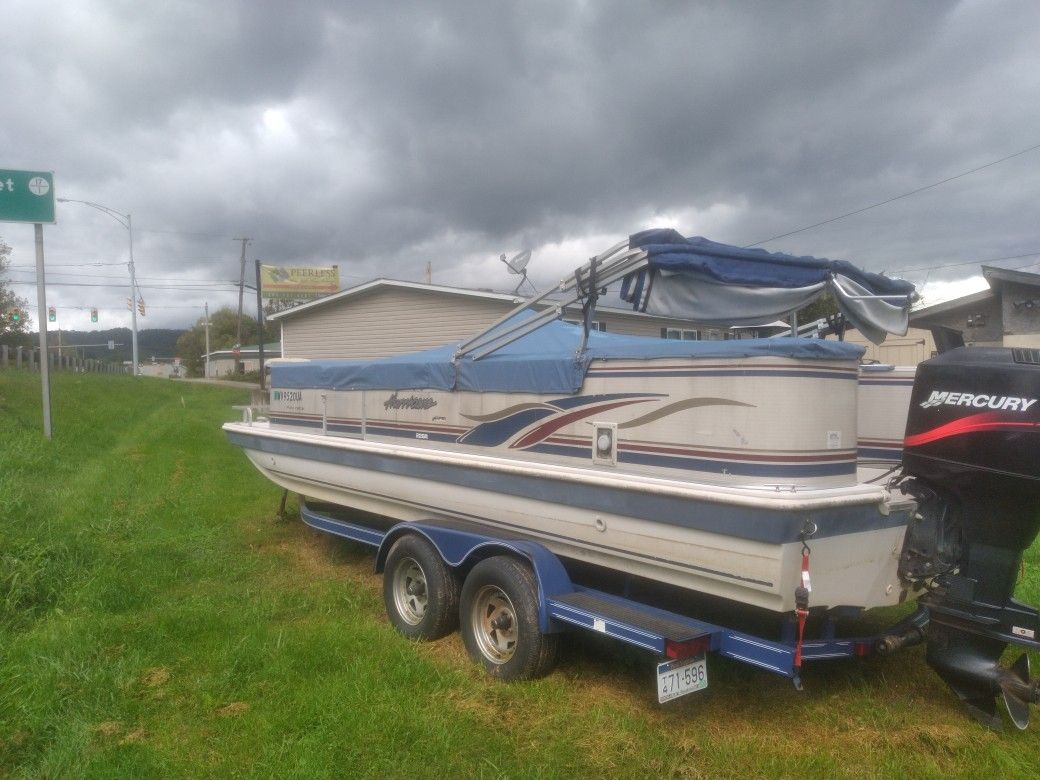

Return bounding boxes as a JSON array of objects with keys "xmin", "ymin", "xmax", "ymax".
[
  {"xmin": 454, "ymin": 230, "xmax": 916, "ymax": 362},
  {"xmin": 454, "ymin": 240, "xmax": 643, "ymax": 362}
]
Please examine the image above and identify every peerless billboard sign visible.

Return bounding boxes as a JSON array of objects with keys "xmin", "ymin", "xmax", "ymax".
[{"xmin": 259, "ymin": 265, "xmax": 340, "ymax": 300}]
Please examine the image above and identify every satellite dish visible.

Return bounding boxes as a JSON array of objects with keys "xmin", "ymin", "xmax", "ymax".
[
  {"xmin": 503, "ymin": 250, "xmax": 531, "ymax": 274},
  {"xmin": 500, "ymin": 250, "xmax": 535, "ymax": 295}
]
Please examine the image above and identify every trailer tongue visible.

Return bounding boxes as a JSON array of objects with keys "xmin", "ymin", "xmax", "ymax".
[{"xmin": 899, "ymin": 347, "xmax": 1040, "ymax": 729}]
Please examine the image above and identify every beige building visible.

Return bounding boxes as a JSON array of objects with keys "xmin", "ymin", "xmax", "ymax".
[
  {"xmin": 268, "ymin": 279, "xmax": 786, "ymax": 360},
  {"xmin": 840, "ymin": 327, "xmax": 936, "ymax": 366}
]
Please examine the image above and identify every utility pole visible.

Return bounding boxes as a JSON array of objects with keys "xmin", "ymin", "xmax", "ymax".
[
  {"xmin": 128, "ymin": 213, "xmax": 140, "ymax": 375},
  {"xmin": 255, "ymin": 259, "xmax": 265, "ymax": 391},
  {"xmin": 233, "ymin": 237, "xmax": 250, "ymax": 374},
  {"xmin": 204, "ymin": 301, "xmax": 211, "ymax": 379}
]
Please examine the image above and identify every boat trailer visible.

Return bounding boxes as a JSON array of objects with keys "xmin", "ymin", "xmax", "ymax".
[{"xmin": 296, "ymin": 500, "xmax": 1033, "ymax": 724}]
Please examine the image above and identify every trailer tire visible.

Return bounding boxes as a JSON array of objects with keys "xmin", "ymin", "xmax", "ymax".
[
  {"xmin": 383, "ymin": 535, "xmax": 459, "ymax": 640},
  {"xmin": 460, "ymin": 556, "xmax": 558, "ymax": 681}
]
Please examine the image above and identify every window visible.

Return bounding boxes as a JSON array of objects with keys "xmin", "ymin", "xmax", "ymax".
[{"xmin": 661, "ymin": 328, "xmax": 700, "ymax": 340}]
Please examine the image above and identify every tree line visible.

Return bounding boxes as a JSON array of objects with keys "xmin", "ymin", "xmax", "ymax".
[
  {"xmin": 0, "ymin": 237, "xmax": 32, "ymax": 347},
  {"xmin": 175, "ymin": 307, "xmax": 277, "ymax": 377}
]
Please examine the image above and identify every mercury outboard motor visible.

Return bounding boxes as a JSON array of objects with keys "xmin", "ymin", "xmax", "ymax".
[{"xmin": 899, "ymin": 347, "xmax": 1040, "ymax": 729}]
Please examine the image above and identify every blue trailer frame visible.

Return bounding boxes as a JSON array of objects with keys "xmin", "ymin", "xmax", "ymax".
[{"xmin": 300, "ymin": 501, "xmax": 926, "ymax": 691}]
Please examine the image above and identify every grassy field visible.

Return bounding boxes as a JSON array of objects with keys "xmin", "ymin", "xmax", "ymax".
[{"xmin": 1, "ymin": 370, "xmax": 1038, "ymax": 778}]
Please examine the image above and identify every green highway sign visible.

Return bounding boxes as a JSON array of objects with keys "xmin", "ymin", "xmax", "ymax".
[{"xmin": 0, "ymin": 168, "xmax": 55, "ymax": 223}]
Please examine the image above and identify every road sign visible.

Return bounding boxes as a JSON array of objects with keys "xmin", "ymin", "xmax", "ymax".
[{"xmin": 0, "ymin": 169, "xmax": 56, "ymax": 224}]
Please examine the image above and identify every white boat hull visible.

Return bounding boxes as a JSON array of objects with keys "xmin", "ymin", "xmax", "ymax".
[{"xmin": 227, "ymin": 420, "xmax": 912, "ymax": 613}]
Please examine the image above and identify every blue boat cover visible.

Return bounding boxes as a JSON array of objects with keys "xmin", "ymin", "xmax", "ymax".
[
  {"xmin": 272, "ymin": 317, "xmax": 864, "ymax": 394},
  {"xmin": 620, "ymin": 229, "xmax": 916, "ymax": 344}
]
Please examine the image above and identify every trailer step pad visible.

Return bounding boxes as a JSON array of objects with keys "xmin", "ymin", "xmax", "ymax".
[{"xmin": 550, "ymin": 591, "xmax": 710, "ymax": 643}]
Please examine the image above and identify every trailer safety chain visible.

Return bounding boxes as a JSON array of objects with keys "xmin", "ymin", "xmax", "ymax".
[{"xmin": 793, "ymin": 520, "xmax": 816, "ymax": 671}]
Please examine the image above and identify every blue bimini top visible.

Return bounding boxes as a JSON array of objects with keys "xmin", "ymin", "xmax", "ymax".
[
  {"xmin": 619, "ymin": 229, "xmax": 916, "ymax": 344},
  {"xmin": 272, "ymin": 318, "xmax": 864, "ymax": 394}
]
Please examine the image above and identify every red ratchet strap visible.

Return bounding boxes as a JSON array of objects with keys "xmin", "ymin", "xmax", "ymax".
[{"xmin": 793, "ymin": 540, "xmax": 812, "ymax": 670}]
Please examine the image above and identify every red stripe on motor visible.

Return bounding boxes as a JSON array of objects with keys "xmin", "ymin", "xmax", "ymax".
[{"xmin": 904, "ymin": 412, "xmax": 1037, "ymax": 447}]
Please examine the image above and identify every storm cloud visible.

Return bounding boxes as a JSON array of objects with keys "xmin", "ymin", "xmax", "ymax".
[{"xmin": 2, "ymin": 1, "xmax": 1039, "ymax": 328}]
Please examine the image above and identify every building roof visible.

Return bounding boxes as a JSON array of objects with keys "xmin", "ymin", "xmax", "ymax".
[
  {"xmin": 205, "ymin": 342, "xmax": 282, "ymax": 359},
  {"xmin": 910, "ymin": 288, "xmax": 995, "ymax": 322},
  {"xmin": 981, "ymin": 264, "xmax": 1040, "ymax": 290},
  {"xmin": 264, "ymin": 277, "xmax": 762, "ymax": 325},
  {"xmin": 909, "ymin": 265, "xmax": 1040, "ymax": 322},
  {"xmin": 266, "ymin": 278, "xmax": 524, "ymax": 321}
]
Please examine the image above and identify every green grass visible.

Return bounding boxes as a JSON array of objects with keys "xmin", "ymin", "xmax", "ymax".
[{"xmin": 1, "ymin": 370, "xmax": 1038, "ymax": 778}]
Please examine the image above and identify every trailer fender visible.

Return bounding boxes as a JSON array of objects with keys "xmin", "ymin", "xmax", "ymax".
[{"xmin": 376, "ymin": 522, "xmax": 574, "ymax": 633}]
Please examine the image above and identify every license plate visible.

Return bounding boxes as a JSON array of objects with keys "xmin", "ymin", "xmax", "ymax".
[{"xmin": 656, "ymin": 654, "xmax": 708, "ymax": 703}]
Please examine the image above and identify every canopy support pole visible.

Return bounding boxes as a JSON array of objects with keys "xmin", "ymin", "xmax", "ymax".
[{"xmin": 454, "ymin": 241, "xmax": 645, "ymax": 363}]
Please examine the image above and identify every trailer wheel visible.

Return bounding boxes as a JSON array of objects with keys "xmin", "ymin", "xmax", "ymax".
[
  {"xmin": 383, "ymin": 535, "xmax": 459, "ymax": 640},
  {"xmin": 460, "ymin": 556, "xmax": 558, "ymax": 681}
]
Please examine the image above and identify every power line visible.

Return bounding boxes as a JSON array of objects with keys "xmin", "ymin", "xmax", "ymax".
[
  {"xmin": 7, "ymin": 261, "xmax": 127, "ymax": 268},
  {"xmin": 745, "ymin": 141, "xmax": 1040, "ymax": 247},
  {"xmin": 137, "ymin": 304, "xmax": 209, "ymax": 309},
  {"xmin": 8, "ymin": 279, "xmax": 240, "ymax": 292},
  {"xmin": 5, "ymin": 268, "xmax": 238, "ymax": 284},
  {"xmin": 891, "ymin": 250, "xmax": 1040, "ymax": 275}
]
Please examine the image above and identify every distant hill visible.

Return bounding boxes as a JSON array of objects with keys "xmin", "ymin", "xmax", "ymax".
[{"xmin": 47, "ymin": 328, "xmax": 185, "ymax": 363}]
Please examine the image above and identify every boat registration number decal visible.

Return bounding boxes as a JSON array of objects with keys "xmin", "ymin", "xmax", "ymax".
[{"xmin": 656, "ymin": 654, "xmax": 708, "ymax": 703}]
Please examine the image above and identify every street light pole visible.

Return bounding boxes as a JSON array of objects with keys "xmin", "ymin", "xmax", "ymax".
[{"xmin": 57, "ymin": 198, "xmax": 140, "ymax": 375}]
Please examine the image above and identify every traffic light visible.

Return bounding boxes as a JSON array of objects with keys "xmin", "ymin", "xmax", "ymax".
[
  {"xmin": 90, "ymin": 308, "xmax": 99, "ymax": 323},
  {"xmin": 9, "ymin": 308, "xmax": 23, "ymax": 323},
  {"xmin": 48, "ymin": 306, "xmax": 56, "ymax": 322},
  {"xmin": 137, "ymin": 298, "xmax": 145, "ymax": 316},
  {"xmin": 126, "ymin": 298, "xmax": 133, "ymax": 311}
]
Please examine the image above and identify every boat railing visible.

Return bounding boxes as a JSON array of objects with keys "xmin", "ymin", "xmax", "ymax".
[{"xmin": 828, "ymin": 273, "xmax": 918, "ymax": 303}]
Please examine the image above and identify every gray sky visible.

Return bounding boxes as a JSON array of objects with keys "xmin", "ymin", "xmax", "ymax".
[{"xmin": 2, "ymin": 0, "xmax": 1039, "ymax": 331}]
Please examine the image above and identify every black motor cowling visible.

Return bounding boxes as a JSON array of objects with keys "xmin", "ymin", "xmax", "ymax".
[{"xmin": 901, "ymin": 347, "xmax": 1040, "ymax": 729}]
